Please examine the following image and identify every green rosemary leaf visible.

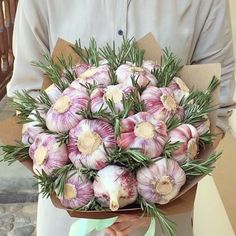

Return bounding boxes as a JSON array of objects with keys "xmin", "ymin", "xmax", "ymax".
[
  {"xmin": 151, "ymin": 48, "xmax": 182, "ymax": 87},
  {"xmin": 57, "ymin": 54, "xmax": 75, "ymax": 83},
  {"xmin": 166, "ymin": 117, "xmax": 182, "ymax": 131},
  {"xmin": 181, "ymin": 152, "xmax": 222, "ymax": 176},
  {"xmin": 32, "ymin": 53, "xmax": 69, "ymax": 92},
  {"xmin": 36, "ymin": 90, "xmax": 52, "ymax": 109},
  {"xmin": 128, "ymin": 41, "xmax": 145, "ymax": 67},
  {"xmin": 34, "ymin": 170, "xmax": 56, "ymax": 198},
  {"xmin": 199, "ymin": 131, "xmax": 216, "ymax": 149},
  {"xmin": 75, "ymin": 197, "xmax": 105, "ymax": 211},
  {"xmin": 72, "ymin": 39, "xmax": 90, "ymax": 64},
  {"xmin": 79, "ymin": 165, "xmax": 98, "ymax": 181},
  {"xmin": 163, "ymin": 141, "xmax": 182, "ymax": 159},
  {"xmin": 0, "ymin": 142, "xmax": 30, "ymax": 165},
  {"xmin": 8, "ymin": 90, "xmax": 37, "ymax": 121},
  {"xmin": 138, "ymin": 196, "xmax": 176, "ymax": 236}
]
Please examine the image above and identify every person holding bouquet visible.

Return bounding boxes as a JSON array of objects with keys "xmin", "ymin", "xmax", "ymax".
[{"xmin": 7, "ymin": 0, "xmax": 235, "ymax": 235}]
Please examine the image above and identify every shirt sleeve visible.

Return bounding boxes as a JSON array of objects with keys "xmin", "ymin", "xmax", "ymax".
[
  {"xmin": 191, "ymin": 0, "xmax": 235, "ymax": 132},
  {"xmin": 7, "ymin": 0, "xmax": 49, "ymax": 98}
]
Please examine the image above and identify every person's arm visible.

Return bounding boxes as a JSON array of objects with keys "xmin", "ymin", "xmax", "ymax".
[
  {"xmin": 7, "ymin": 0, "xmax": 49, "ymax": 98},
  {"xmin": 191, "ymin": 0, "xmax": 235, "ymax": 143}
]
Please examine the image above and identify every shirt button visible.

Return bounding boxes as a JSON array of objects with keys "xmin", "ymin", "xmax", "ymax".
[{"xmin": 118, "ymin": 30, "xmax": 124, "ymax": 36}]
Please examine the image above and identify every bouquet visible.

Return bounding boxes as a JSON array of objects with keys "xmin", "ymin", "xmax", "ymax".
[{"xmin": 0, "ymin": 34, "xmax": 222, "ymax": 236}]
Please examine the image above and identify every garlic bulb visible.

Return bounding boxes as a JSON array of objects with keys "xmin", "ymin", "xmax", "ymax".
[
  {"xmin": 169, "ymin": 124, "xmax": 199, "ymax": 163},
  {"xmin": 44, "ymin": 84, "xmax": 62, "ymax": 103},
  {"xmin": 137, "ymin": 158, "xmax": 186, "ymax": 204},
  {"xmin": 116, "ymin": 62, "xmax": 157, "ymax": 87},
  {"xmin": 58, "ymin": 170, "xmax": 94, "ymax": 209},
  {"xmin": 45, "ymin": 87, "xmax": 89, "ymax": 132},
  {"xmin": 22, "ymin": 110, "xmax": 45, "ymax": 145},
  {"xmin": 72, "ymin": 63, "xmax": 91, "ymax": 77},
  {"xmin": 29, "ymin": 133, "xmax": 69, "ymax": 175},
  {"xmin": 142, "ymin": 60, "xmax": 159, "ymax": 72},
  {"xmin": 168, "ymin": 77, "xmax": 190, "ymax": 103},
  {"xmin": 91, "ymin": 84, "xmax": 133, "ymax": 113},
  {"xmin": 71, "ymin": 64, "xmax": 110, "ymax": 90},
  {"xmin": 93, "ymin": 165, "xmax": 138, "ymax": 211},
  {"xmin": 68, "ymin": 119, "xmax": 116, "ymax": 170},
  {"xmin": 117, "ymin": 112, "xmax": 168, "ymax": 158},
  {"xmin": 194, "ymin": 116, "xmax": 211, "ymax": 136},
  {"xmin": 141, "ymin": 86, "xmax": 184, "ymax": 122}
]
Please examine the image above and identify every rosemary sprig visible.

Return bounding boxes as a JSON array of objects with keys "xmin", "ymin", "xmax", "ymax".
[
  {"xmin": 151, "ymin": 48, "xmax": 182, "ymax": 87},
  {"xmin": 32, "ymin": 53, "xmax": 69, "ymax": 92},
  {"xmin": 166, "ymin": 117, "xmax": 182, "ymax": 131},
  {"xmin": 181, "ymin": 152, "xmax": 221, "ymax": 176},
  {"xmin": 73, "ymin": 38, "xmax": 100, "ymax": 66},
  {"xmin": 75, "ymin": 197, "xmax": 105, "ymax": 211},
  {"xmin": 57, "ymin": 54, "xmax": 75, "ymax": 84},
  {"xmin": 199, "ymin": 131, "xmax": 216, "ymax": 149},
  {"xmin": 9, "ymin": 90, "xmax": 37, "ymax": 121},
  {"xmin": 34, "ymin": 170, "xmax": 56, "ymax": 198},
  {"xmin": 36, "ymin": 90, "xmax": 52, "ymax": 110},
  {"xmin": 0, "ymin": 142, "xmax": 30, "ymax": 165},
  {"xmin": 128, "ymin": 42, "xmax": 145, "ymax": 67},
  {"xmin": 131, "ymin": 74, "xmax": 150, "ymax": 94},
  {"xmin": 130, "ymin": 88, "xmax": 145, "ymax": 112},
  {"xmin": 138, "ymin": 196, "xmax": 176, "ymax": 236},
  {"xmin": 106, "ymin": 147, "xmax": 152, "ymax": 172},
  {"xmin": 181, "ymin": 76, "xmax": 220, "ymax": 125},
  {"xmin": 79, "ymin": 167, "xmax": 98, "ymax": 182},
  {"xmin": 54, "ymin": 164, "xmax": 76, "ymax": 197},
  {"xmin": 162, "ymin": 141, "xmax": 182, "ymax": 159}
]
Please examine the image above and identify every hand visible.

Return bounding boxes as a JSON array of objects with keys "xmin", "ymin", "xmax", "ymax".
[
  {"xmin": 213, "ymin": 127, "xmax": 224, "ymax": 148},
  {"xmin": 104, "ymin": 214, "xmax": 151, "ymax": 236}
]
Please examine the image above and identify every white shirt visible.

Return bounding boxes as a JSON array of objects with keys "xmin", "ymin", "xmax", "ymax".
[
  {"xmin": 7, "ymin": 1, "xmax": 235, "ymax": 235},
  {"xmin": 7, "ymin": 0, "xmax": 235, "ymax": 132}
]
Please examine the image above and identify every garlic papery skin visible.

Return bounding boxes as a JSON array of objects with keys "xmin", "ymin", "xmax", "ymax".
[
  {"xmin": 142, "ymin": 60, "xmax": 159, "ymax": 72},
  {"xmin": 71, "ymin": 64, "xmax": 110, "ymax": 91},
  {"xmin": 168, "ymin": 77, "xmax": 190, "ymax": 103},
  {"xmin": 29, "ymin": 133, "xmax": 69, "ymax": 175},
  {"xmin": 169, "ymin": 124, "xmax": 199, "ymax": 163},
  {"xmin": 68, "ymin": 119, "xmax": 116, "ymax": 170},
  {"xmin": 116, "ymin": 62, "xmax": 157, "ymax": 87},
  {"xmin": 58, "ymin": 171, "xmax": 94, "ymax": 209},
  {"xmin": 44, "ymin": 84, "xmax": 62, "ymax": 103},
  {"xmin": 137, "ymin": 158, "xmax": 186, "ymax": 204},
  {"xmin": 45, "ymin": 87, "xmax": 89, "ymax": 132},
  {"xmin": 117, "ymin": 112, "xmax": 168, "ymax": 158},
  {"xmin": 22, "ymin": 110, "xmax": 46, "ymax": 145},
  {"xmin": 91, "ymin": 84, "xmax": 133, "ymax": 113},
  {"xmin": 72, "ymin": 63, "xmax": 91, "ymax": 77},
  {"xmin": 141, "ymin": 86, "xmax": 184, "ymax": 122},
  {"xmin": 93, "ymin": 165, "xmax": 138, "ymax": 211},
  {"xmin": 194, "ymin": 116, "xmax": 211, "ymax": 136}
]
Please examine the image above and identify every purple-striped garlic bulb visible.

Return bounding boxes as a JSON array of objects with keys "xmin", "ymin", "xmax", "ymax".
[
  {"xmin": 45, "ymin": 87, "xmax": 89, "ymax": 132},
  {"xmin": 72, "ymin": 63, "xmax": 91, "ymax": 77},
  {"xmin": 142, "ymin": 60, "xmax": 159, "ymax": 72},
  {"xmin": 168, "ymin": 77, "xmax": 190, "ymax": 103},
  {"xmin": 116, "ymin": 62, "xmax": 157, "ymax": 87},
  {"xmin": 93, "ymin": 165, "xmax": 138, "ymax": 211},
  {"xmin": 194, "ymin": 115, "xmax": 211, "ymax": 136},
  {"xmin": 137, "ymin": 158, "xmax": 186, "ymax": 204},
  {"xmin": 169, "ymin": 124, "xmax": 199, "ymax": 163},
  {"xmin": 91, "ymin": 84, "xmax": 133, "ymax": 113},
  {"xmin": 141, "ymin": 87, "xmax": 184, "ymax": 122},
  {"xmin": 22, "ymin": 110, "xmax": 45, "ymax": 145},
  {"xmin": 44, "ymin": 84, "xmax": 62, "ymax": 103},
  {"xmin": 70, "ymin": 64, "xmax": 110, "ymax": 91},
  {"xmin": 68, "ymin": 119, "xmax": 116, "ymax": 170},
  {"xmin": 58, "ymin": 171, "xmax": 94, "ymax": 209},
  {"xmin": 29, "ymin": 133, "xmax": 69, "ymax": 175},
  {"xmin": 117, "ymin": 112, "xmax": 168, "ymax": 158}
]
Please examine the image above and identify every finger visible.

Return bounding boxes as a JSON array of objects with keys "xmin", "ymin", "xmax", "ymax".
[{"xmin": 104, "ymin": 227, "xmax": 116, "ymax": 236}]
